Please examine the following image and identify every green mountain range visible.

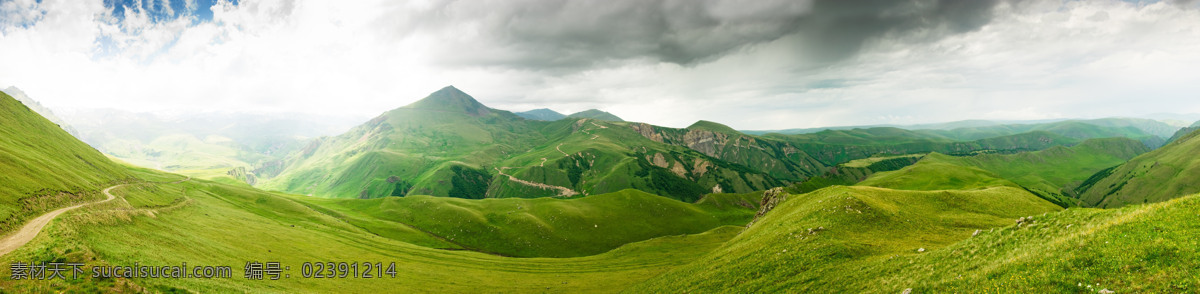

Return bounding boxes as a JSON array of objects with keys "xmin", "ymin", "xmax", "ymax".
[
  {"xmin": 260, "ymin": 87, "xmax": 783, "ymax": 202},
  {"xmin": 260, "ymin": 87, "xmax": 1124, "ymax": 202}
]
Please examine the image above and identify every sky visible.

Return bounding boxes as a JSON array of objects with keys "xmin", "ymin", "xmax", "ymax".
[{"xmin": 1, "ymin": 0, "xmax": 1200, "ymax": 130}]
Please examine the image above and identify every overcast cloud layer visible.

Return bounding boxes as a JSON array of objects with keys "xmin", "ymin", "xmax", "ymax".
[{"xmin": 2, "ymin": 0, "xmax": 1199, "ymax": 129}]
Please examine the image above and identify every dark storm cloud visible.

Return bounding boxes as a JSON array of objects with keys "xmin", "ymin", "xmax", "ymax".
[{"xmin": 395, "ymin": 0, "xmax": 1003, "ymax": 70}]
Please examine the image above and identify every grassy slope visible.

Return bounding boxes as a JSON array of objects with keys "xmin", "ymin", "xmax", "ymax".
[
  {"xmin": 629, "ymin": 185, "xmax": 1062, "ymax": 292},
  {"xmin": 0, "ymin": 172, "xmax": 745, "ymax": 293},
  {"xmin": 633, "ymin": 187, "xmax": 1200, "ymax": 293},
  {"xmin": 0, "ymin": 91, "xmax": 130, "ymax": 232},
  {"xmin": 294, "ymin": 189, "xmax": 760, "ymax": 257},
  {"xmin": 1077, "ymin": 127, "xmax": 1200, "ymax": 207}
]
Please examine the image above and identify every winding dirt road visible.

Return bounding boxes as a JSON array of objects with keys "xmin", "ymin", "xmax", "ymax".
[
  {"xmin": 0, "ymin": 177, "xmax": 188, "ymax": 257},
  {"xmin": 0, "ymin": 184, "xmax": 123, "ymax": 256}
]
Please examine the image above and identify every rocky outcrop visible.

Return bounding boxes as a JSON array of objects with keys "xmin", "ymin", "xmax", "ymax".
[
  {"xmin": 747, "ymin": 187, "xmax": 787, "ymax": 227},
  {"xmin": 692, "ymin": 158, "xmax": 713, "ymax": 177},
  {"xmin": 670, "ymin": 161, "xmax": 688, "ymax": 178},
  {"xmin": 226, "ymin": 166, "xmax": 257, "ymax": 185},
  {"xmin": 683, "ymin": 129, "xmax": 728, "ymax": 157},
  {"xmin": 630, "ymin": 122, "xmax": 664, "ymax": 143},
  {"xmin": 651, "ymin": 153, "xmax": 669, "ymax": 168}
]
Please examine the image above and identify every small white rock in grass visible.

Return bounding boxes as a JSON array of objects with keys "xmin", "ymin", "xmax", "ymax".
[
  {"xmin": 901, "ymin": 288, "xmax": 912, "ymax": 294},
  {"xmin": 917, "ymin": 248, "xmax": 925, "ymax": 253},
  {"xmin": 972, "ymin": 229, "xmax": 981, "ymax": 237},
  {"xmin": 1099, "ymin": 289, "xmax": 1114, "ymax": 294}
]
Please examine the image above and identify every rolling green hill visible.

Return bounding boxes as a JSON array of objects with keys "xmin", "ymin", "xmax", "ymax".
[
  {"xmin": 787, "ymin": 154, "xmax": 925, "ymax": 194},
  {"xmin": 0, "ymin": 90, "xmax": 130, "ymax": 232},
  {"xmin": 293, "ymin": 189, "xmax": 760, "ymax": 257},
  {"xmin": 856, "ymin": 153, "xmax": 1022, "ymax": 191},
  {"xmin": 566, "ymin": 109, "xmax": 624, "ymax": 122},
  {"xmin": 0, "ymin": 171, "xmax": 749, "ymax": 293},
  {"xmin": 934, "ymin": 138, "xmax": 1147, "ymax": 206},
  {"xmin": 629, "ymin": 185, "xmax": 1062, "ymax": 292},
  {"xmin": 1076, "ymin": 127, "xmax": 1200, "ymax": 208},
  {"xmin": 853, "ymin": 138, "xmax": 1146, "ymax": 207}
]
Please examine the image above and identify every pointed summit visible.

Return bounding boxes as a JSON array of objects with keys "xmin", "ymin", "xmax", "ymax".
[{"xmin": 403, "ymin": 85, "xmax": 492, "ymax": 116}]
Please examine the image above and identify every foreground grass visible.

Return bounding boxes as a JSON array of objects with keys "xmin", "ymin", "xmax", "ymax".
[
  {"xmin": 0, "ymin": 175, "xmax": 743, "ymax": 293},
  {"xmin": 632, "ymin": 185, "xmax": 1200, "ymax": 292}
]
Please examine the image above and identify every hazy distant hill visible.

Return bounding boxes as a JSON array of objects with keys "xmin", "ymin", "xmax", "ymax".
[
  {"xmin": 56, "ymin": 108, "xmax": 361, "ymax": 183},
  {"xmin": 515, "ymin": 108, "xmax": 566, "ymax": 121},
  {"xmin": 1165, "ymin": 120, "xmax": 1200, "ymax": 144},
  {"xmin": 746, "ymin": 118, "xmax": 1177, "ymax": 148}
]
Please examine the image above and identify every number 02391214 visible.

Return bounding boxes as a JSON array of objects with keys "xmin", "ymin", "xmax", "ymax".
[{"xmin": 300, "ymin": 262, "xmax": 397, "ymax": 278}]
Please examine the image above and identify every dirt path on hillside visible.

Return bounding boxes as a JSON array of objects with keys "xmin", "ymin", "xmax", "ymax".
[
  {"xmin": 0, "ymin": 177, "xmax": 190, "ymax": 257},
  {"xmin": 555, "ymin": 143, "xmax": 570, "ymax": 157},
  {"xmin": 494, "ymin": 167, "xmax": 580, "ymax": 197},
  {"xmin": 492, "ymin": 142, "xmax": 582, "ymax": 197}
]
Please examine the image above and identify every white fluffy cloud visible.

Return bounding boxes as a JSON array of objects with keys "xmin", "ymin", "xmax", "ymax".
[{"xmin": 2, "ymin": 0, "xmax": 1200, "ymax": 130}]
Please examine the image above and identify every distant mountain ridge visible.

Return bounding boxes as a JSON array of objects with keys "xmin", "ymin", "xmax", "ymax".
[{"xmin": 515, "ymin": 108, "xmax": 566, "ymax": 121}]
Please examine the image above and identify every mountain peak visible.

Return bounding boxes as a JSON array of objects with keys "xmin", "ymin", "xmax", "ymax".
[
  {"xmin": 566, "ymin": 109, "xmax": 623, "ymax": 122},
  {"xmin": 402, "ymin": 86, "xmax": 491, "ymax": 116}
]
